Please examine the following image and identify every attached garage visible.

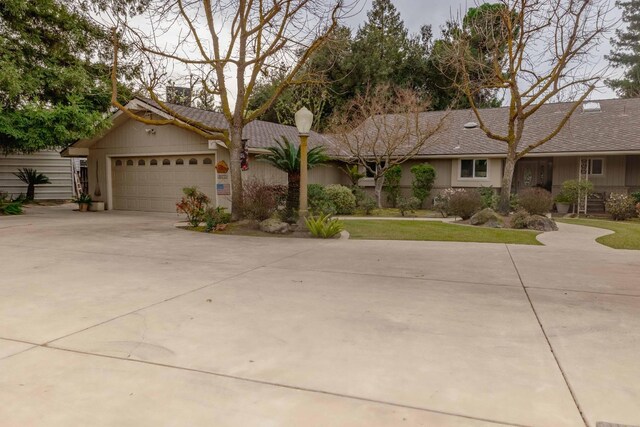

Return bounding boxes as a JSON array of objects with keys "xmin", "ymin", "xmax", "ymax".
[{"xmin": 111, "ymin": 154, "xmax": 216, "ymax": 212}]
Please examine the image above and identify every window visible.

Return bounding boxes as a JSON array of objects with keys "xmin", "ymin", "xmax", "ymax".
[
  {"xmin": 150, "ymin": 159, "xmax": 158, "ymax": 166},
  {"xmin": 588, "ymin": 158, "xmax": 604, "ymax": 175},
  {"xmin": 189, "ymin": 158, "xmax": 198, "ymax": 165},
  {"xmin": 203, "ymin": 158, "xmax": 213, "ymax": 165},
  {"xmin": 126, "ymin": 159, "xmax": 134, "ymax": 166},
  {"xmin": 460, "ymin": 159, "xmax": 488, "ymax": 179},
  {"xmin": 115, "ymin": 160, "xmax": 123, "ymax": 167},
  {"xmin": 138, "ymin": 159, "xmax": 145, "ymax": 166},
  {"xmin": 365, "ymin": 162, "xmax": 384, "ymax": 178},
  {"xmin": 162, "ymin": 159, "xmax": 171, "ymax": 165},
  {"xmin": 175, "ymin": 158, "xmax": 184, "ymax": 165}
]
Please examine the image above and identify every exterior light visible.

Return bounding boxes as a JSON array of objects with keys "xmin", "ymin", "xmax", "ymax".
[
  {"xmin": 295, "ymin": 107, "xmax": 313, "ymax": 223},
  {"xmin": 295, "ymin": 107, "xmax": 313, "ymax": 135}
]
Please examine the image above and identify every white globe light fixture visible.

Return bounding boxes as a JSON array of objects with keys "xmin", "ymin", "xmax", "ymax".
[
  {"xmin": 295, "ymin": 107, "xmax": 313, "ymax": 223},
  {"xmin": 295, "ymin": 107, "xmax": 314, "ymax": 135}
]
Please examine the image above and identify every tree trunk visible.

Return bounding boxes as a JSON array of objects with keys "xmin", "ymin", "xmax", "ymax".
[
  {"xmin": 229, "ymin": 126, "xmax": 244, "ymax": 221},
  {"xmin": 498, "ymin": 154, "xmax": 517, "ymax": 214},
  {"xmin": 287, "ymin": 172, "xmax": 301, "ymax": 221},
  {"xmin": 26, "ymin": 184, "xmax": 35, "ymax": 201},
  {"xmin": 374, "ymin": 176, "xmax": 384, "ymax": 208}
]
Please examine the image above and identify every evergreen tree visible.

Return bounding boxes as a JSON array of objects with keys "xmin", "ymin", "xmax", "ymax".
[
  {"xmin": 0, "ymin": 0, "xmax": 133, "ymax": 154},
  {"xmin": 350, "ymin": 0, "xmax": 413, "ymax": 92},
  {"xmin": 607, "ymin": 0, "xmax": 640, "ymax": 97}
]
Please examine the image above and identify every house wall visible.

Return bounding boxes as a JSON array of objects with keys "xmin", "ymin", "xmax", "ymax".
[
  {"xmin": 449, "ymin": 158, "xmax": 503, "ymax": 188},
  {"xmin": 552, "ymin": 155, "xmax": 629, "ymax": 195},
  {"xmin": 87, "ymin": 118, "xmax": 228, "ymax": 210},
  {"xmin": 0, "ymin": 150, "xmax": 74, "ymax": 200},
  {"xmin": 626, "ymin": 155, "xmax": 640, "ymax": 191},
  {"xmin": 87, "ymin": 119, "xmax": 347, "ymax": 211}
]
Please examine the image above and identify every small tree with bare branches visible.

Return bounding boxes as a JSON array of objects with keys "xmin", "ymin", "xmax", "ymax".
[
  {"xmin": 108, "ymin": 0, "xmax": 356, "ymax": 219},
  {"xmin": 434, "ymin": 0, "xmax": 613, "ymax": 212},
  {"xmin": 330, "ymin": 85, "xmax": 447, "ymax": 207}
]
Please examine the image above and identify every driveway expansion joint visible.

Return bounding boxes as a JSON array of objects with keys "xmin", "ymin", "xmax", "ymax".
[
  {"xmin": 506, "ymin": 244, "xmax": 589, "ymax": 427},
  {"xmin": 37, "ymin": 344, "xmax": 532, "ymax": 427}
]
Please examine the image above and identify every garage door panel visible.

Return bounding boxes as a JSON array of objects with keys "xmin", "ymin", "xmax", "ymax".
[{"xmin": 112, "ymin": 155, "xmax": 216, "ymax": 213}]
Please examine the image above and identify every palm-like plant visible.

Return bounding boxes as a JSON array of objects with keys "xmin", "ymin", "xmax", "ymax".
[
  {"xmin": 13, "ymin": 168, "xmax": 51, "ymax": 201},
  {"xmin": 257, "ymin": 136, "xmax": 328, "ymax": 219}
]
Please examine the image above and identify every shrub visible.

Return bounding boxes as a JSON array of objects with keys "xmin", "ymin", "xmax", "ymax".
[
  {"xmin": 308, "ymin": 184, "xmax": 337, "ymax": 216},
  {"xmin": 343, "ymin": 164, "xmax": 365, "ymax": 186},
  {"xmin": 305, "ymin": 213, "xmax": 344, "ymax": 238},
  {"xmin": 204, "ymin": 206, "xmax": 231, "ymax": 232},
  {"xmin": 351, "ymin": 185, "xmax": 367, "ymax": 206},
  {"xmin": 631, "ymin": 191, "xmax": 640, "ymax": 204},
  {"xmin": 324, "ymin": 184, "xmax": 356, "ymax": 215},
  {"xmin": 511, "ymin": 209, "xmax": 530, "ymax": 229},
  {"xmin": 0, "ymin": 192, "xmax": 24, "ymax": 215},
  {"xmin": 73, "ymin": 193, "xmax": 92, "ymax": 205},
  {"xmin": 359, "ymin": 194, "xmax": 377, "ymax": 215},
  {"xmin": 561, "ymin": 180, "xmax": 594, "ymax": 206},
  {"xmin": 433, "ymin": 188, "xmax": 465, "ymax": 217},
  {"xmin": 478, "ymin": 186, "xmax": 498, "ymax": 210},
  {"xmin": 606, "ymin": 193, "xmax": 636, "ymax": 221},
  {"xmin": 554, "ymin": 192, "xmax": 572, "ymax": 204},
  {"xmin": 410, "ymin": 163, "xmax": 436, "ymax": 206},
  {"xmin": 448, "ymin": 189, "xmax": 483, "ymax": 220},
  {"xmin": 383, "ymin": 165, "xmax": 402, "ymax": 207},
  {"xmin": 0, "ymin": 201, "xmax": 23, "ymax": 215},
  {"xmin": 517, "ymin": 187, "xmax": 553, "ymax": 215},
  {"xmin": 243, "ymin": 179, "xmax": 280, "ymax": 221},
  {"xmin": 398, "ymin": 196, "xmax": 421, "ymax": 217},
  {"xmin": 176, "ymin": 186, "xmax": 211, "ymax": 227},
  {"xmin": 636, "ymin": 202, "xmax": 640, "ymax": 218}
]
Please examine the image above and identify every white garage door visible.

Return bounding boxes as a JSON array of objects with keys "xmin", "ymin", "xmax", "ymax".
[{"xmin": 111, "ymin": 155, "xmax": 216, "ymax": 212}]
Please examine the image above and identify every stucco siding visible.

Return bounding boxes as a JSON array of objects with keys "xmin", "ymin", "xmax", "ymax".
[{"xmin": 0, "ymin": 150, "xmax": 73, "ymax": 200}]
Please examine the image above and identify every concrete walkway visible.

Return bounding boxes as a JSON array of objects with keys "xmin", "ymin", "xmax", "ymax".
[{"xmin": 0, "ymin": 205, "xmax": 639, "ymax": 427}]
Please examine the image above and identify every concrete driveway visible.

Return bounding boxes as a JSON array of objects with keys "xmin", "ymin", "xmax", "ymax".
[{"xmin": 0, "ymin": 205, "xmax": 639, "ymax": 427}]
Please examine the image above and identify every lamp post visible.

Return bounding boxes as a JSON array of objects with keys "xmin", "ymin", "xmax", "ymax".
[{"xmin": 295, "ymin": 107, "xmax": 313, "ymax": 221}]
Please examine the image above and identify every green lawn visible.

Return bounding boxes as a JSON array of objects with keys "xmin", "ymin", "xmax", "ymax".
[
  {"xmin": 344, "ymin": 220, "xmax": 542, "ymax": 245},
  {"xmin": 557, "ymin": 218, "xmax": 640, "ymax": 250}
]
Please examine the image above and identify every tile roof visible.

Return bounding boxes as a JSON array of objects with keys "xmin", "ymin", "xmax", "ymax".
[{"xmin": 138, "ymin": 96, "xmax": 640, "ymax": 157}]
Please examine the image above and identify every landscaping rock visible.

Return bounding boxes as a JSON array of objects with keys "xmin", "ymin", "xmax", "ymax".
[
  {"xmin": 470, "ymin": 208, "xmax": 503, "ymax": 227},
  {"xmin": 525, "ymin": 215, "xmax": 558, "ymax": 232},
  {"xmin": 563, "ymin": 213, "xmax": 577, "ymax": 219},
  {"xmin": 259, "ymin": 218, "xmax": 290, "ymax": 234},
  {"xmin": 484, "ymin": 219, "xmax": 504, "ymax": 229}
]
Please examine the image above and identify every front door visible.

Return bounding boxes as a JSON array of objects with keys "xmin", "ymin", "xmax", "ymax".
[{"xmin": 514, "ymin": 159, "xmax": 553, "ymax": 192}]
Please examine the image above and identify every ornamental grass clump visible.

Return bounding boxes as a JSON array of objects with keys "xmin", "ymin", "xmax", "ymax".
[
  {"xmin": 606, "ymin": 193, "xmax": 636, "ymax": 221},
  {"xmin": 305, "ymin": 213, "xmax": 344, "ymax": 239}
]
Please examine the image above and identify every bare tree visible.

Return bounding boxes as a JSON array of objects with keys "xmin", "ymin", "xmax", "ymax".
[
  {"xmin": 435, "ymin": 0, "xmax": 614, "ymax": 212},
  {"xmin": 108, "ymin": 0, "xmax": 356, "ymax": 219},
  {"xmin": 330, "ymin": 85, "xmax": 448, "ymax": 207}
]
